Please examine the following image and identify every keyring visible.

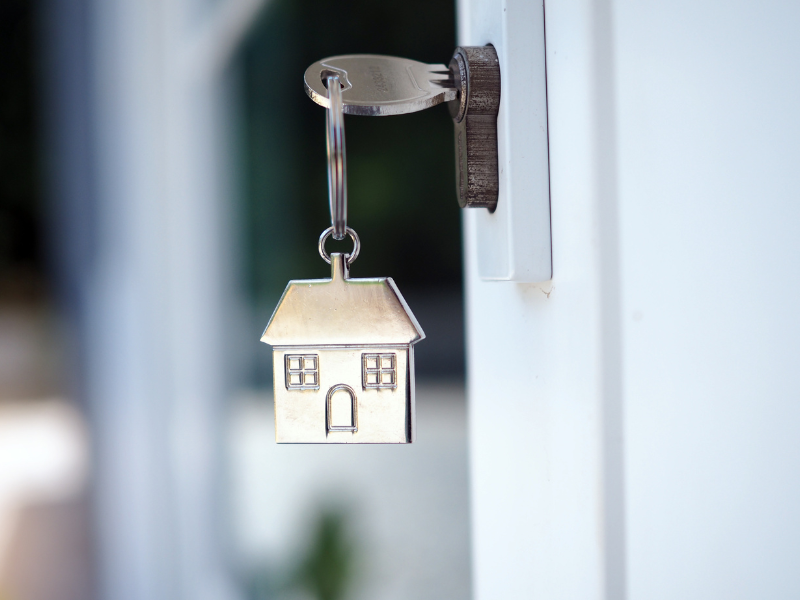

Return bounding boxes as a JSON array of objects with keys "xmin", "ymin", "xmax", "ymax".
[
  {"xmin": 319, "ymin": 226, "xmax": 360, "ymax": 265},
  {"xmin": 326, "ymin": 74, "xmax": 347, "ymax": 240}
]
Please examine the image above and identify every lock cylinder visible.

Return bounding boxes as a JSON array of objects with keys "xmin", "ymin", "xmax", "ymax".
[{"xmin": 449, "ymin": 46, "xmax": 501, "ymax": 211}]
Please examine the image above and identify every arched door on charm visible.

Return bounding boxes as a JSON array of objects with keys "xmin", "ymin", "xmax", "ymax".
[{"xmin": 326, "ymin": 384, "xmax": 358, "ymax": 433}]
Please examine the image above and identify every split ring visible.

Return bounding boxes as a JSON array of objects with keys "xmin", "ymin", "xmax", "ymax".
[
  {"xmin": 326, "ymin": 74, "xmax": 347, "ymax": 240},
  {"xmin": 318, "ymin": 226, "xmax": 360, "ymax": 265}
]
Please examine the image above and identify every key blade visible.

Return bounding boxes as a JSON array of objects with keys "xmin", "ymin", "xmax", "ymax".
[{"xmin": 304, "ymin": 55, "xmax": 458, "ymax": 116}]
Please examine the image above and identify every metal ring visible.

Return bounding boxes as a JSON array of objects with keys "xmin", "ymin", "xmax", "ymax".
[
  {"xmin": 326, "ymin": 74, "xmax": 347, "ymax": 240},
  {"xmin": 318, "ymin": 226, "xmax": 360, "ymax": 265}
]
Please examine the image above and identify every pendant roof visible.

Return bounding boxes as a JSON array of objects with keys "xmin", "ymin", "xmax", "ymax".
[{"xmin": 261, "ymin": 253, "xmax": 425, "ymax": 347}]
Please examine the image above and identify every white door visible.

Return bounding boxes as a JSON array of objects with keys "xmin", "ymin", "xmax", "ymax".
[{"xmin": 461, "ymin": 1, "xmax": 800, "ymax": 599}]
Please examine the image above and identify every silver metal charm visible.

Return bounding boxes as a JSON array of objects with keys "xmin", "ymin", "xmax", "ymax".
[
  {"xmin": 261, "ymin": 75, "xmax": 425, "ymax": 443},
  {"xmin": 261, "ymin": 253, "xmax": 425, "ymax": 443}
]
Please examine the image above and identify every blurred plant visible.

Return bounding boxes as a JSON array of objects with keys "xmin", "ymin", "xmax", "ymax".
[
  {"xmin": 246, "ymin": 506, "xmax": 358, "ymax": 600},
  {"xmin": 290, "ymin": 507, "xmax": 357, "ymax": 600}
]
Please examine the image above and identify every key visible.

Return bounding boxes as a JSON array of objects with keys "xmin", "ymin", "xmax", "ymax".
[
  {"xmin": 304, "ymin": 47, "xmax": 501, "ymax": 210},
  {"xmin": 304, "ymin": 55, "xmax": 457, "ymax": 116}
]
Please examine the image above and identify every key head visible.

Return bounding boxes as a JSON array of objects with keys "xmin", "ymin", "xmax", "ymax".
[{"xmin": 304, "ymin": 55, "xmax": 457, "ymax": 116}]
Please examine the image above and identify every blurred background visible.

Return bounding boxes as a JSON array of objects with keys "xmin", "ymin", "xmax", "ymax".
[{"xmin": 0, "ymin": 0, "xmax": 470, "ymax": 599}]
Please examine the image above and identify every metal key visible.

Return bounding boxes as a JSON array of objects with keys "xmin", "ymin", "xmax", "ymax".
[
  {"xmin": 304, "ymin": 55, "xmax": 457, "ymax": 116},
  {"xmin": 305, "ymin": 48, "xmax": 500, "ymax": 211}
]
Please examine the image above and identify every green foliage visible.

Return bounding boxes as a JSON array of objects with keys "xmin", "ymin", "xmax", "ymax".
[
  {"xmin": 246, "ymin": 506, "xmax": 359, "ymax": 600},
  {"xmin": 291, "ymin": 508, "xmax": 357, "ymax": 600}
]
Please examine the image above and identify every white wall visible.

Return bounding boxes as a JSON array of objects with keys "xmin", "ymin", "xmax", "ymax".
[{"xmin": 463, "ymin": 0, "xmax": 800, "ymax": 598}]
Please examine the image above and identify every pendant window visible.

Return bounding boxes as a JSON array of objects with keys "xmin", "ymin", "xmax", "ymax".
[
  {"xmin": 362, "ymin": 353, "xmax": 397, "ymax": 389},
  {"xmin": 285, "ymin": 354, "xmax": 319, "ymax": 390}
]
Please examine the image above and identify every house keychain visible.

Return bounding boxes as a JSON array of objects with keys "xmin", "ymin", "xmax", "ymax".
[{"xmin": 261, "ymin": 73, "xmax": 425, "ymax": 444}]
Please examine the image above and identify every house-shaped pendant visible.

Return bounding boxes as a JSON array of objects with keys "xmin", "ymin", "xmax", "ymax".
[{"xmin": 261, "ymin": 253, "xmax": 425, "ymax": 443}]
